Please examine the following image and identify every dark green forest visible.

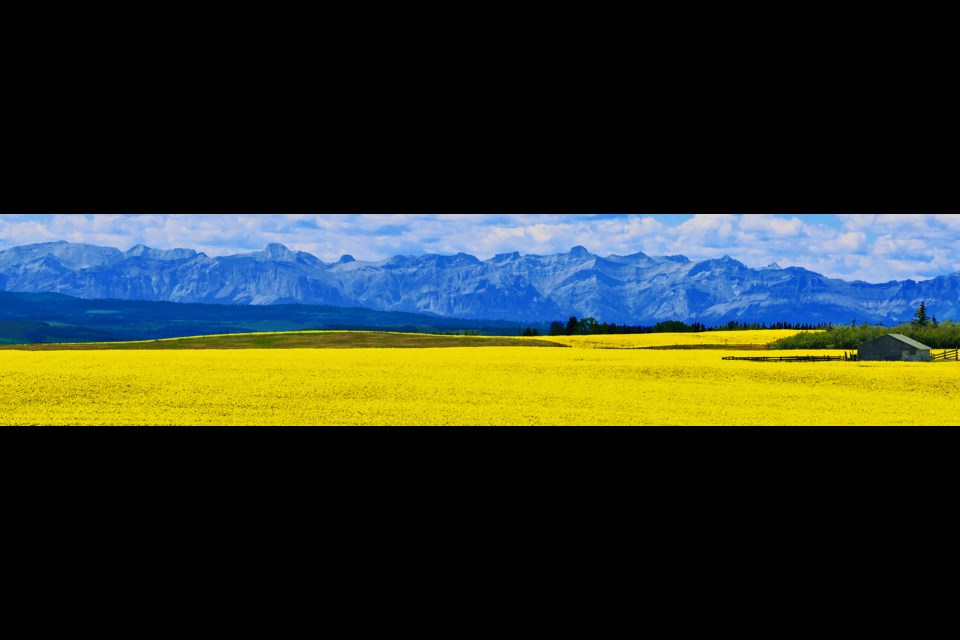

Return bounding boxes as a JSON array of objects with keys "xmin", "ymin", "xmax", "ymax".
[
  {"xmin": 769, "ymin": 302, "xmax": 960, "ymax": 349},
  {"xmin": 768, "ymin": 321, "xmax": 960, "ymax": 350},
  {"xmin": 0, "ymin": 292, "xmax": 543, "ymax": 344},
  {"xmin": 544, "ymin": 316, "xmax": 825, "ymax": 337}
]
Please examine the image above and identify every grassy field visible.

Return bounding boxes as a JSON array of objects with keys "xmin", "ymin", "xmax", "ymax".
[
  {"xmin": 539, "ymin": 329, "xmax": 810, "ymax": 349},
  {"xmin": 2, "ymin": 329, "xmax": 958, "ymax": 426},
  {"xmin": 0, "ymin": 331, "xmax": 567, "ymax": 351},
  {"xmin": 0, "ymin": 328, "xmax": 806, "ymax": 351}
]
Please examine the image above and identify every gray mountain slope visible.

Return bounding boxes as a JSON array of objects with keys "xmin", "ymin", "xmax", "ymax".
[{"xmin": 0, "ymin": 241, "xmax": 957, "ymax": 325}]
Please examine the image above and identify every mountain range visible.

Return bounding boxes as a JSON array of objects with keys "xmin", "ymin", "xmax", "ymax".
[{"xmin": 1, "ymin": 240, "xmax": 958, "ymax": 325}]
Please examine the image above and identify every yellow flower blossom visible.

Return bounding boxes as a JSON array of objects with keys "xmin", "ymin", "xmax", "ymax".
[{"xmin": 1, "ymin": 336, "xmax": 957, "ymax": 426}]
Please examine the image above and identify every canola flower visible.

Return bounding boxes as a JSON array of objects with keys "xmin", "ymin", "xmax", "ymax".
[
  {"xmin": 2, "ymin": 340, "xmax": 959, "ymax": 426},
  {"xmin": 539, "ymin": 329, "xmax": 812, "ymax": 349}
]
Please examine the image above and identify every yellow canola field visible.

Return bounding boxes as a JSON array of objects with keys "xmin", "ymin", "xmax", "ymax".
[
  {"xmin": 2, "ymin": 345, "xmax": 957, "ymax": 426},
  {"xmin": 540, "ymin": 329, "xmax": 811, "ymax": 349}
]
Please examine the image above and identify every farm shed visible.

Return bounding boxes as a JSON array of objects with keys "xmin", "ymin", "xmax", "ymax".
[{"xmin": 858, "ymin": 334, "xmax": 931, "ymax": 362}]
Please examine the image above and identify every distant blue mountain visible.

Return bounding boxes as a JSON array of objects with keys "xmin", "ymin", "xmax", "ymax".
[{"xmin": 1, "ymin": 240, "xmax": 957, "ymax": 325}]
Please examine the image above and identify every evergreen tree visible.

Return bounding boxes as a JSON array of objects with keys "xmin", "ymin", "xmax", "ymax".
[
  {"xmin": 913, "ymin": 301, "xmax": 930, "ymax": 327},
  {"xmin": 578, "ymin": 317, "xmax": 600, "ymax": 335}
]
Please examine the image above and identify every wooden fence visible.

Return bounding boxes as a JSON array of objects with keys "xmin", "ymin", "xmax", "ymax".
[
  {"xmin": 932, "ymin": 348, "xmax": 960, "ymax": 361},
  {"xmin": 722, "ymin": 354, "xmax": 855, "ymax": 363},
  {"xmin": 726, "ymin": 349, "xmax": 960, "ymax": 363}
]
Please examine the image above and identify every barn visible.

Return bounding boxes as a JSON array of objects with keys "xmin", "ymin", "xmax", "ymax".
[{"xmin": 858, "ymin": 334, "xmax": 931, "ymax": 362}]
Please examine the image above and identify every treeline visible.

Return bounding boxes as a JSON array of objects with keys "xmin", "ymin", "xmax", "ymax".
[
  {"xmin": 533, "ymin": 316, "xmax": 828, "ymax": 337},
  {"xmin": 769, "ymin": 320, "xmax": 960, "ymax": 350}
]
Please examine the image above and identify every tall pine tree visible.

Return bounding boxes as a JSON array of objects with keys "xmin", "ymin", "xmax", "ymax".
[{"xmin": 913, "ymin": 301, "xmax": 929, "ymax": 327}]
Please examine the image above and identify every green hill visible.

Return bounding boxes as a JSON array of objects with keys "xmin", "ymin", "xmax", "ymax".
[
  {"xmin": 0, "ymin": 292, "xmax": 546, "ymax": 345},
  {"xmin": 0, "ymin": 330, "xmax": 567, "ymax": 351}
]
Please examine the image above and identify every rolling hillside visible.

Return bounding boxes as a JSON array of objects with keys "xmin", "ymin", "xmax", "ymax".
[
  {"xmin": 0, "ymin": 330, "xmax": 566, "ymax": 350},
  {"xmin": 0, "ymin": 291, "xmax": 540, "ymax": 345}
]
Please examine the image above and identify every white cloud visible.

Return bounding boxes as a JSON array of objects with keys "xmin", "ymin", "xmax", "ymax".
[
  {"xmin": 738, "ymin": 214, "xmax": 804, "ymax": 237},
  {"xmin": 822, "ymin": 232, "xmax": 869, "ymax": 255}
]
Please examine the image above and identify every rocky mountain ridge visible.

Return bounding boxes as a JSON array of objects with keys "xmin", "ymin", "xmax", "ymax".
[{"xmin": 1, "ymin": 241, "xmax": 957, "ymax": 324}]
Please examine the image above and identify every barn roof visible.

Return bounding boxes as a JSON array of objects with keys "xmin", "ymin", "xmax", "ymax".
[{"xmin": 863, "ymin": 333, "xmax": 931, "ymax": 350}]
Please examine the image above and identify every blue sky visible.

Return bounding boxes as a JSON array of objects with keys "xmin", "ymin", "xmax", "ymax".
[{"xmin": 0, "ymin": 213, "xmax": 956, "ymax": 283}]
